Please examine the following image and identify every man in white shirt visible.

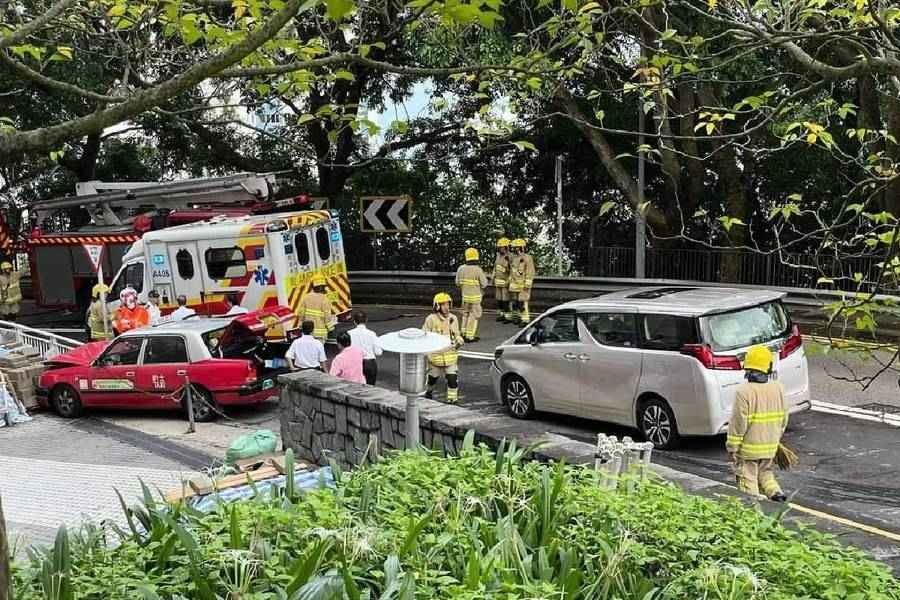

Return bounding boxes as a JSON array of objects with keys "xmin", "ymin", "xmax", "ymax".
[
  {"xmin": 146, "ymin": 290, "xmax": 162, "ymax": 325},
  {"xmin": 170, "ymin": 295, "xmax": 196, "ymax": 321},
  {"xmin": 348, "ymin": 310, "xmax": 381, "ymax": 385},
  {"xmin": 224, "ymin": 293, "xmax": 249, "ymax": 316},
  {"xmin": 285, "ymin": 320, "xmax": 327, "ymax": 371}
]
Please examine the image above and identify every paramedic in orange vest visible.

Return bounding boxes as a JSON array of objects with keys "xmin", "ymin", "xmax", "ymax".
[
  {"xmin": 423, "ymin": 292, "xmax": 463, "ymax": 403},
  {"xmin": 297, "ymin": 276, "xmax": 333, "ymax": 342},
  {"xmin": 113, "ymin": 287, "xmax": 150, "ymax": 335}
]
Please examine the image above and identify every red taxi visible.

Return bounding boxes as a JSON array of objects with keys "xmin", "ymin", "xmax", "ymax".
[{"xmin": 37, "ymin": 307, "xmax": 295, "ymax": 422}]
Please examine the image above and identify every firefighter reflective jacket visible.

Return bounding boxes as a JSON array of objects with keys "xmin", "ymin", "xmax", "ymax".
[
  {"xmin": 493, "ymin": 253, "xmax": 510, "ymax": 288},
  {"xmin": 455, "ymin": 264, "xmax": 488, "ymax": 304},
  {"xmin": 113, "ymin": 305, "xmax": 149, "ymax": 334},
  {"xmin": 298, "ymin": 291, "xmax": 333, "ymax": 339},
  {"xmin": 87, "ymin": 300, "xmax": 112, "ymax": 340},
  {"xmin": 423, "ymin": 312, "xmax": 462, "ymax": 367},
  {"xmin": 726, "ymin": 380, "xmax": 788, "ymax": 460},
  {"xmin": 508, "ymin": 254, "xmax": 535, "ymax": 293},
  {"xmin": 0, "ymin": 272, "xmax": 22, "ymax": 306}
]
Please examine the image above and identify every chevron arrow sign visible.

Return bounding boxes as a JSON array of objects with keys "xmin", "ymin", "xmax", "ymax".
[{"xmin": 360, "ymin": 196, "xmax": 413, "ymax": 233}]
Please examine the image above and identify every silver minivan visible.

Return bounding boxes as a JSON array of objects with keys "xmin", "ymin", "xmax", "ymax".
[{"xmin": 490, "ymin": 287, "xmax": 811, "ymax": 448}]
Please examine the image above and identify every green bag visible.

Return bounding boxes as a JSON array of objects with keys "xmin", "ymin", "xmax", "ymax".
[{"xmin": 225, "ymin": 429, "xmax": 278, "ymax": 465}]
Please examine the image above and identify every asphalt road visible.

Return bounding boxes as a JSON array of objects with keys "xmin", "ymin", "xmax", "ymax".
[{"xmin": 356, "ymin": 305, "xmax": 900, "ymax": 552}]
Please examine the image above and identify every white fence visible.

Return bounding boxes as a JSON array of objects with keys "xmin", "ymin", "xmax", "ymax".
[{"xmin": 0, "ymin": 320, "xmax": 81, "ymax": 359}]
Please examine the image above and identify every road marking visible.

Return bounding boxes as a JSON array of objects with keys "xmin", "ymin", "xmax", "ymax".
[
  {"xmin": 460, "ymin": 350, "xmax": 494, "ymax": 360},
  {"xmin": 788, "ymin": 502, "xmax": 900, "ymax": 543},
  {"xmin": 809, "ymin": 400, "xmax": 900, "ymax": 427}
]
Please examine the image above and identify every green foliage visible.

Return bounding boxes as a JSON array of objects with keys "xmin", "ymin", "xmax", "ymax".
[{"xmin": 11, "ymin": 448, "xmax": 900, "ymax": 600}]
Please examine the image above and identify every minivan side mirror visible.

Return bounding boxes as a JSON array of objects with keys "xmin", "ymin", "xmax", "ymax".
[{"xmin": 525, "ymin": 327, "xmax": 544, "ymax": 346}]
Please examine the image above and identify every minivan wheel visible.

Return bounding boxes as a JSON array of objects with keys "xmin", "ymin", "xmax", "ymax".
[
  {"xmin": 504, "ymin": 376, "xmax": 534, "ymax": 419},
  {"xmin": 638, "ymin": 398, "xmax": 680, "ymax": 449},
  {"xmin": 52, "ymin": 384, "xmax": 84, "ymax": 418}
]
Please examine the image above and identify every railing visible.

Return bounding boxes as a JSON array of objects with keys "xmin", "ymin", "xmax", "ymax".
[
  {"xmin": 0, "ymin": 320, "xmax": 81, "ymax": 359},
  {"xmin": 588, "ymin": 246, "xmax": 894, "ymax": 293}
]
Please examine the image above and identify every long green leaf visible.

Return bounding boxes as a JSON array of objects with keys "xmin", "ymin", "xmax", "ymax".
[
  {"xmin": 286, "ymin": 539, "xmax": 332, "ymax": 596},
  {"xmin": 114, "ymin": 488, "xmax": 141, "ymax": 543},
  {"xmin": 229, "ymin": 504, "xmax": 243, "ymax": 549},
  {"xmin": 399, "ymin": 509, "xmax": 433, "ymax": 558}
]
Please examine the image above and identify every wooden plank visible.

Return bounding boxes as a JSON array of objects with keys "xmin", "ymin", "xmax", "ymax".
[
  {"xmin": 233, "ymin": 452, "xmax": 281, "ymax": 473},
  {"xmin": 188, "ymin": 466, "xmax": 281, "ymax": 497}
]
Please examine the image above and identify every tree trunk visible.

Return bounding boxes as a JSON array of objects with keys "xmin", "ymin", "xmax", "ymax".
[{"xmin": 0, "ymin": 495, "xmax": 11, "ymax": 600}]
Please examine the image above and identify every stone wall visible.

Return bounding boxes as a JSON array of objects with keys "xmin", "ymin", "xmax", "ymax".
[{"xmin": 279, "ymin": 370, "xmax": 598, "ymax": 469}]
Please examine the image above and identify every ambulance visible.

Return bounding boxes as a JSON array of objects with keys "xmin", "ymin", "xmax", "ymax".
[{"xmin": 106, "ymin": 210, "xmax": 351, "ymax": 327}]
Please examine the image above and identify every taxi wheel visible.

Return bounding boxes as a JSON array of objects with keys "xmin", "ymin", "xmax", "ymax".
[
  {"xmin": 52, "ymin": 384, "xmax": 83, "ymax": 419},
  {"xmin": 183, "ymin": 385, "xmax": 217, "ymax": 423},
  {"xmin": 638, "ymin": 397, "xmax": 680, "ymax": 450},
  {"xmin": 504, "ymin": 376, "xmax": 534, "ymax": 419}
]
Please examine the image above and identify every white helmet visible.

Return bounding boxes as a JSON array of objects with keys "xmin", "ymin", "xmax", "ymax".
[{"xmin": 119, "ymin": 286, "xmax": 138, "ymax": 308}]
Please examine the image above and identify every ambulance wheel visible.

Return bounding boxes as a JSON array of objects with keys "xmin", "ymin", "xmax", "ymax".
[
  {"xmin": 182, "ymin": 385, "xmax": 217, "ymax": 423},
  {"xmin": 52, "ymin": 384, "xmax": 84, "ymax": 419}
]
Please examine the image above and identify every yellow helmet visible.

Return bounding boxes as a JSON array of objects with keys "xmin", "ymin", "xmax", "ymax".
[
  {"xmin": 464, "ymin": 247, "xmax": 479, "ymax": 262},
  {"xmin": 511, "ymin": 238, "xmax": 526, "ymax": 249},
  {"xmin": 312, "ymin": 275, "xmax": 326, "ymax": 288},
  {"xmin": 92, "ymin": 283, "xmax": 110, "ymax": 298},
  {"xmin": 433, "ymin": 292, "xmax": 452, "ymax": 310},
  {"xmin": 497, "ymin": 237, "xmax": 510, "ymax": 248},
  {"xmin": 0, "ymin": 261, "xmax": 11, "ymax": 270},
  {"xmin": 743, "ymin": 345, "xmax": 773, "ymax": 373}
]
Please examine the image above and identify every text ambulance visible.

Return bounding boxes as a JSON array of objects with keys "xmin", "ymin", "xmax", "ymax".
[{"xmin": 106, "ymin": 210, "xmax": 351, "ymax": 327}]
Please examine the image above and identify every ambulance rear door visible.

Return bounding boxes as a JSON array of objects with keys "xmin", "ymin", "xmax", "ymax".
[
  {"xmin": 267, "ymin": 227, "xmax": 315, "ymax": 315},
  {"xmin": 310, "ymin": 218, "xmax": 350, "ymax": 316}
]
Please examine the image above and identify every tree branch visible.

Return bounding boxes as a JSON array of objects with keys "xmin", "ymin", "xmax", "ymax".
[{"xmin": 0, "ymin": 0, "xmax": 79, "ymax": 49}]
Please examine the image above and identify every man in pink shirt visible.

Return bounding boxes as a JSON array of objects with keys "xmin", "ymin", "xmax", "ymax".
[{"xmin": 329, "ymin": 331, "xmax": 366, "ymax": 384}]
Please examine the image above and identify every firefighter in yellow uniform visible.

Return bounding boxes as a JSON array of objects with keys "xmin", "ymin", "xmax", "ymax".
[
  {"xmin": 726, "ymin": 345, "xmax": 789, "ymax": 502},
  {"xmin": 297, "ymin": 276, "xmax": 334, "ymax": 342},
  {"xmin": 507, "ymin": 239, "xmax": 535, "ymax": 324},
  {"xmin": 0, "ymin": 261, "xmax": 22, "ymax": 321},
  {"xmin": 423, "ymin": 292, "xmax": 463, "ymax": 403},
  {"xmin": 456, "ymin": 247, "xmax": 488, "ymax": 342},
  {"xmin": 86, "ymin": 283, "xmax": 113, "ymax": 340},
  {"xmin": 493, "ymin": 238, "xmax": 511, "ymax": 322}
]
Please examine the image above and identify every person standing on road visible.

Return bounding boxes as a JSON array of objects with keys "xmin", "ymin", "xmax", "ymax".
[
  {"xmin": 146, "ymin": 290, "xmax": 162, "ymax": 325},
  {"xmin": 348, "ymin": 310, "xmax": 381, "ymax": 385},
  {"xmin": 329, "ymin": 331, "xmax": 366, "ymax": 383},
  {"xmin": 113, "ymin": 287, "xmax": 149, "ymax": 335},
  {"xmin": 86, "ymin": 283, "xmax": 113, "ymax": 340},
  {"xmin": 423, "ymin": 292, "xmax": 463, "ymax": 403},
  {"xmin": 170, "ymin": 295, "xmax": 196, "ymax": 321},
  {"xmin": 297, "ymin": 276, "xmax": 333, "ymax": 342},
  {"xmin": 456, "ymin": 247, "xmax": 488, "ymax": 342},
  {"xmin": 508, "ymin": 238, "xmax": 535, "ymax": 325},
  {"xmin": 726, "ymin": 345, "xmax": 789, "ymax": 502},
  {"xmin": 223, "ymin": 293, "xmax": 249, "ymax": 316},
  {"xmin": 0, "ymin": 261, "xmax": 22, "ymax": 322},
  {"xmin": 493, "ymin": 238, "xmax": 511, "ymax": 323},
  {"xmin": 285, "ymin": 320, "xmax": 327, "ymax": 372}
]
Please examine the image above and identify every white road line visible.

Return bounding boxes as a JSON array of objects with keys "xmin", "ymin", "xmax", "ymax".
[{"xmin": 456, "ymin": 350, "xmax": 900, "ymax": 427}]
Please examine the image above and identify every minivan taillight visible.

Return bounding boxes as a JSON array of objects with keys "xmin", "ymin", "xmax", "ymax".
[
  {"xmin": 680, "ymin": 344, "xmax": 743, "ymax": 370},
  {"xmin": 780, "ymin": 324, "xmax": 802, "ymax": 359}
]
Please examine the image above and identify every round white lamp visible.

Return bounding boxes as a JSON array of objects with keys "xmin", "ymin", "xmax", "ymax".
[{"xmin": 378, "ymin": 328, "xmax": 451, "ymax": 448}]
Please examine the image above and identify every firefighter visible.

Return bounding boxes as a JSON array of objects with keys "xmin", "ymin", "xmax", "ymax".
[
  {"xmin": 493, "ymin": 238, "xmax": 511, "ymax": 323},
  {"xmin": 726, "ymin": 345, "xmax": 789, "ymax": 502},
  {"xmin": 298, "ymin": 275, "xmax": 333, "ymax": 343},
  {"xmin": 423, "ymin": 292, "xmax": 463, "ymax": 403},
  {"xmin": 456, "ymin": 247, "xmax": 488, "ymax": 342},
  {"xmin": 507, "ymin": 238, "xmax": 535, "ymax": 324},
  {"xmin": 113, "ymin": 287, "xmax": 150, "ymax": 335},
  {"xmin": 0, "ymin": 261, "xmax": 22, "ymax": 321},
  {"xmin": 86, "ymin": 283, "xmax": 113, "ymax": 340}
]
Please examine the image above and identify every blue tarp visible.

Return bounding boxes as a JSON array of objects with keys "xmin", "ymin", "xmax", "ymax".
[{"xmin": 189, "ymin": 467, "xmax": 335, "ymax": 512}]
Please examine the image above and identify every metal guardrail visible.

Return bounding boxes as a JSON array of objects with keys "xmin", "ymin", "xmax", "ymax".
[
  {"xmin": 0, "ymin": 320, "xmax": 81, "ymax": 359},
  {"xmin": 348, "ymin": 271, "xmax": 900, "ymax": 338}
]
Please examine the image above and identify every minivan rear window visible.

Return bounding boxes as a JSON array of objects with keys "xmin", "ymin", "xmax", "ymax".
[{"xmin": 702, "ymin": 301, "xmax": 789, "ymax": 351}]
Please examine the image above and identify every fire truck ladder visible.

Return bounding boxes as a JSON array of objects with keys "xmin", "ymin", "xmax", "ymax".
[{"xmin": 31, "ymin": 172, "xmax": 279, "ymax": 227}]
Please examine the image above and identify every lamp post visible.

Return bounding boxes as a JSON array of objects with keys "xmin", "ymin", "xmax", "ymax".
[{"xmin": 378, "ymin": 328, "xmax": 451, "ymax": 449}]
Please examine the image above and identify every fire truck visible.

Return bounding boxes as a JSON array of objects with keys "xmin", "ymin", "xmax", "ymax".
[{"xmin": 23, "ymin": 173, "xmax": 328, "ymax": 312}]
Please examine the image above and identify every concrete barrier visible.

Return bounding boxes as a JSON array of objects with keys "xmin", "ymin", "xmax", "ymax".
[{"xmin": 278, "ymin": 370, "xmax": 598, "ymax": 469}]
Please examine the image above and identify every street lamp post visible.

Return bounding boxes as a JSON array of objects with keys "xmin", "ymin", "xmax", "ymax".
[{"xmin": 378, "ymin": 328, "xmax": 451, "ymax": 449}]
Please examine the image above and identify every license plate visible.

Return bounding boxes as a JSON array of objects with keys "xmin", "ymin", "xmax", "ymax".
[{"xmin": 262, "ymin": 379, "xmax": 274, "ymax": 390}]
